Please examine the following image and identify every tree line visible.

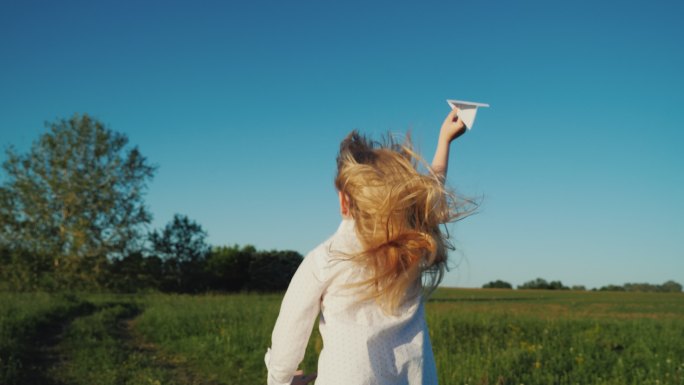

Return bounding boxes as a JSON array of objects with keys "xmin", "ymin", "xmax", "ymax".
[
  {"xmin": 483, "ymin": 278, "xmax": 682, "ymax": 293},
  {"xmin": 0, "ymin": 114, "xmax": 300, "ymax": 292},
  {"xmin": 2, "ymin": 114, "xmax": 680, "ymax": 294},
  {"xmin": 105, "ymin": 215, "xmax": 302, "ymax": 293}
]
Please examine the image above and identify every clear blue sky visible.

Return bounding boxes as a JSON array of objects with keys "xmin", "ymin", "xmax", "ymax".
[{"xmin": 1, "ymin": 0, "xmax": 682, "ymax": 289}]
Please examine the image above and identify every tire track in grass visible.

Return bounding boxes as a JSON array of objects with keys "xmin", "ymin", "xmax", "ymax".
[
  {"xmin": 18, "ymin": 299, "xmax": 97, "ymax": 385},
  {"xmin": 48, "ymin": 302, "xmax": 161, "ymax": 385},
  {"xmin": 122, "ymin": 316, "xmax": 223, "ymax": 385},
  {"xmin": 49, "ymin": 300, "xmax": 222, "ymax": 385}
]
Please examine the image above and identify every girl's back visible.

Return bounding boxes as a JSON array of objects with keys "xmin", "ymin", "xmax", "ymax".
[
  {"xmin": 266, "ymin": 110, "xmax": 471, "ymax": 385},
  {"xmin": 267, "ymin": 218, "xmax": 437, "ymax": 385}
]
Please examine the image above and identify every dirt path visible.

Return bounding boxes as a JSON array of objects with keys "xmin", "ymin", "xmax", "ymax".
[
  {"xmin": 19, "ymin": 302, "xmax": 96, "ymax": 385},
  {"xmin": 122, "ymin": 316, "xmax": 224, "ymax": 385},
  {"xmin": 18, "ymin": 301, "xmax": 222, "ymax": 385}
]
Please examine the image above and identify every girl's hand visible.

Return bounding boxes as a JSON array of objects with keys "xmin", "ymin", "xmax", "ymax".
[
  {"xmin": 439, "ymin": 107, "xmax": 466, "ymax": 143},
  {"xmin": 291, "ymin": 370, "xmax": 317, "ymax": 385},
  {"xmin": 431, "ymin": 108, "xmax": 466, "ymax": 180}
]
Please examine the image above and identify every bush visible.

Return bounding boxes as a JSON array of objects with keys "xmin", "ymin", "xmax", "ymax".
[
  {"xmin": 483, "ymin": 280, "xmax": 513, "ymax": 289},
  {"xmin": 518, "ymin": 278, "xmax": 569, "ymax": 290}
]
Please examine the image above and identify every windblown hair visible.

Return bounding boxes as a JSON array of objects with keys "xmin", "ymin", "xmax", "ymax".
[{"xmin": 335, "ymin": 131, "xmax": 474, "ymax": 314}]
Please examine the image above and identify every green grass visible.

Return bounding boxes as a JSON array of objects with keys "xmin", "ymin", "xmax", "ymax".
[
  {"xmin": 1, "ymin": 289, "xmax": 683, "ymax": 385},
  {"xmin": 428, "ymin": 289, "xmax": 684, "ymax": 384},
  {"xmin": 54, "ymin": 302, "xmax": 132, "ymax": 384},
  {"xmin": 0, "ymin": 292, "xmax": 92, "ymax": 385},
  {"xmin": 133, "ymin": 293, "xmax": 287, "ymax": 385},
  {"xmin": 428, "ymin": 306, "xmax": 684, "ymax": 384}
]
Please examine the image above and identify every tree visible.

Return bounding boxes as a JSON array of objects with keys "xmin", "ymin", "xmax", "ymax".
[
  {"xmin": 482, "ymin": 280, "xmax": 513, "ymax": 289},
  {"xmin": 659, "ymin": 280, "xmax": 683, "ymax": 293},
  {"xmin": 0, "ymin": 114, "xmax": 156, "ymax": 288},
  {"xmin": 149, "ymin": 214, "xmax": 210, "ymax": 292},
  {"xmin": 518, "ymin": 278, "xmax": 568, "ymax": 290},
  {"xmin": 548, "ymin": 280, "xmax": 569, "ymax": 290},
  {"xmin": 106, "ymin": 251, "xmax": 162, "ymax": 293},
  {"xmin": 247, "ymin": 250, "xmax": 302, "ymax": 291},
  {"xmin": 205, "ymin": 244, "xmax": 256, "ymax": 291},
  {"xmin": 599, "ymin": 284, "xmax": 625, "ymax": 292},
  {"xmin": 624, "ymin": 282, "xmax": 657, "ymax": 292},
  {"xmin": 203, "ymin": 245, "xmax": 303, "ymax": 292},
  {"xmin": 518, "ymin": 278, "xmax": 550, "ymax": 290}
]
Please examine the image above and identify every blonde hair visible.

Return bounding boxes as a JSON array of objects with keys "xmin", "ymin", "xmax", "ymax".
[{"xmin": 335, "ymin": 131, "xmax": 474, "ymax": 313}]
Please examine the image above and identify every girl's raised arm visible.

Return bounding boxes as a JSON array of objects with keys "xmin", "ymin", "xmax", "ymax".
[{"xmin": 431, "ymin": 107, "xmax": 466, "ymax": 182}]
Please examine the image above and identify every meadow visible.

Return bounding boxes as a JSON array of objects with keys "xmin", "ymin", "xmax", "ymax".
[{"xmin": 1, "ymin": 289, "xmax": 682, "ymax": 385}]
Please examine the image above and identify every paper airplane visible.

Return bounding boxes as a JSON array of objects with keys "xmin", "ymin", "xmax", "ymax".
[{"xmin": 447, "ymin": 99, "xmax": 490, "ymax": 130}]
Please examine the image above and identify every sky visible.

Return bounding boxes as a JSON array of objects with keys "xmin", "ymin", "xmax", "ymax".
[{"xmin": 1, "ymin": 0, "xmax": 682, "ymax": 289}]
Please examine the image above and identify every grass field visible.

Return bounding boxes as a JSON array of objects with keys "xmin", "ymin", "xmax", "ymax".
[{"xmin": 1, "ymin": 289, "xmax": 683, "ymax": 385}]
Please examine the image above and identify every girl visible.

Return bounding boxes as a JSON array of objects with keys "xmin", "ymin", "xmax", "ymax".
[{"xmin": 265, "ymin": 108, "xmax": 471, "ymax": 385}]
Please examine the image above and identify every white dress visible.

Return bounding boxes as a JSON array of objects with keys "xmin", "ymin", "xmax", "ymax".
[{"xmin": 265, "ymin": 218, "xmax": 438, "ymax": 385}]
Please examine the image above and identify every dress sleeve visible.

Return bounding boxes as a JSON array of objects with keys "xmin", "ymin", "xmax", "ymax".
[{"xmin": 265, "ymin": 249, "xmax": 328, "ymax": 385}]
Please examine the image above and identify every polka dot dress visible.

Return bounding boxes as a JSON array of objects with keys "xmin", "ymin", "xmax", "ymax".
[{"xmin": 265, "ymin": 219, "xmax": 439, "ymax": 385}]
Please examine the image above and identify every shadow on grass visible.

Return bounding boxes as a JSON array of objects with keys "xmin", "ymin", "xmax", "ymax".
[{"xmin": 18, "ymin": 300, "xmax": 97, "ymax": 385}]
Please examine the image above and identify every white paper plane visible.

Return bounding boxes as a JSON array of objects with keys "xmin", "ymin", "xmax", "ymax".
[{"xmin": 446, "ymin": 99, "xmax": 490, "ymax": 130}]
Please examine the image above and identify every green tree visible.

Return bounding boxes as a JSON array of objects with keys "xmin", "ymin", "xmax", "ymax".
[
  {"xmin": 149, "ymin": 214, "xmax": 210, "ymax": 292},
  {"xmin": 548, "ymin": 280, "xmax": 569, "ymax": 290},
  {"xmin": 0, "ymin": 114, "xmax": 156, "ymax": 289},
  {"xmin": 247, "ymin": 250, "xmax": 302, "ymax": 291},
  {"xmin": 482, "ymin": 280, "xmax": 513, "ymax": 289},
  {"xmin": 517, "ymin": 278, "xmax": 568, "ymax": 290},
  {"xmin": 205, "ymin": 244, "xmax": 256, "ymax": 291},
  {"xmin": 106, "ymin": 251, "xmax": 163, "ymax": 293},
  {"xmin": 659, "ymin": 280, "xmax": 683, "ymax": 293},
  {"xmin": 599, "ymin": 284, "xmax": 626, "ymax": 292},
  {"xmin": 518, "ymin": 278, "xmax": 550, "ymax": 290}
]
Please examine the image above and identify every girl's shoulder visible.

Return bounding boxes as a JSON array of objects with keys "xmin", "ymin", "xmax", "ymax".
[{"xmin": 303, "ymin": 218, "xmax": 362, "ymax": 280}]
